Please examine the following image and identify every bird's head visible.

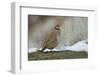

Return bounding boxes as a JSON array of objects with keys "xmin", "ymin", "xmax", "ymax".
[{"xmin": 55, "ymin": 24, "xmax": 62, "ymax": 30}]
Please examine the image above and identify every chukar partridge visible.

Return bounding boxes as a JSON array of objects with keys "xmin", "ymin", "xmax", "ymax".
[{"xmin": 41, "ymin": 24, "xmax": 61, "ymax": 52}]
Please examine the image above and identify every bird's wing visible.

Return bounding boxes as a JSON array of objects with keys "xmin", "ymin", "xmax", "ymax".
[{"xmin": 42, "ymin": 30, "xmax": 56, "ymax": 48}]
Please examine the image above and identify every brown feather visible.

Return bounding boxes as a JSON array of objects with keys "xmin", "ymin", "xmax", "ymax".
[{"xmin": 41, "ymin": 25, "xmax": 61, "ymax": 52}]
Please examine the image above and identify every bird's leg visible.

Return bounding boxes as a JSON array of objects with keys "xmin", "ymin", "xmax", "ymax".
[
  {"xmin": 50, "ymin": 49, "xmax": 53, "ymax": 53},
  {"xmin": 47, "ymin": 49, "xmax": 52, "ymax": 53}
]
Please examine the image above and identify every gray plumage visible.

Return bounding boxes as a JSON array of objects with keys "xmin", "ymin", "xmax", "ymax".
[{"xmin": 41, "ymin": 25, "xmax": 61, "ymax": 52}]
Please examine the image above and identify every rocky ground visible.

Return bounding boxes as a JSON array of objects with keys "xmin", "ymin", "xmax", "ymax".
[{"xmin": 28, "ymin": 50, "xmax": 88, "ymax": 61}]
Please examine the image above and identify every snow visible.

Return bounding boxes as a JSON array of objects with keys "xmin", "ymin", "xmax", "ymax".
[
  {"xmin": 56, "ymin": 40, "xmax": 88, "ymax": 52},
  {"xmin": 28, "ymin": 40, "xmax": 88, "ymax": 53},
  {"xmin": 39, "ymin": 48, "xmax": 58, "ymax": 52},
  {"xmin": 61, "ymin": 40, "xmax": 88, "ymax": 51},
  {"xmin": 28, "ymin": 48, "xmax": 38, "ymax": 53}
]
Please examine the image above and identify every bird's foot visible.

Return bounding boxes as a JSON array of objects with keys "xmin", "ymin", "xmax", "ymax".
[
  {"xmin": 44, "ymin": 51, "xmax": 52, "ymax": 54},
  {"xmin": 49, "ymin": 51, "xmax": 52, "ymax": 53}
]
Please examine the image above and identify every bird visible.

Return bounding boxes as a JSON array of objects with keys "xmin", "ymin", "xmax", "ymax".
[{"xmin": 41, "ymin": 24, "xmax": 61, "ymax": 52}]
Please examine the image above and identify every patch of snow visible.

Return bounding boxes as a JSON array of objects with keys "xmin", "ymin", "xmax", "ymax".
[
  {"xmin": 56, "ymin": 40, "xmax": 88, "ymax": 52},
  {"xmin": 28, "ymin": 40, "xmax": 88, "ymax": 53},
  {"xmin": 56, "ymin": 40, "xmax": 88, "ymax": 51},
  {"xmin": 53, "ymin": 48, "xmax": 58, "ymax": 51},
  {"xmin": 44, "ymin": 49, "xmax": 51, "ymax": 52},
  {"xmin": 66, "ymin": 41, "xmax": 88, "ymax": 51},
  {"xmin": 39, "ymin": 48, "xmax": 58, "ymax": 52},
  {"xmin": 28, "ymin": 48, "xmax": 37, "ymax": 53}
]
